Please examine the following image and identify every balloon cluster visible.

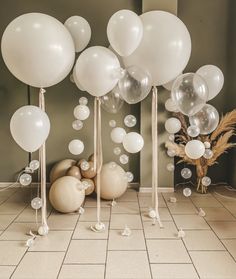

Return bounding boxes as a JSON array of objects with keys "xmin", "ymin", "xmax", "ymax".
[{"xmin": 164, "ymin": 64, "xmax": 224, "ymax": 193}]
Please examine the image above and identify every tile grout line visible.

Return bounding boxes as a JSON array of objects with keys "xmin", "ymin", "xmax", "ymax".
[
  {"xmin": 163, "ymin": 193, "xmax": 201, "ymax": 279},
  {"xmin": 137, "ymin": 192, "xmax": 153, "ymax": 279}
]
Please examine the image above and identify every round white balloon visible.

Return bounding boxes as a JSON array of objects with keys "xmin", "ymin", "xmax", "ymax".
[
  {"xmin": 107, "ymin": 9, "xmax": 143, "ymax": 57},
  {"xmin": 64, "ymin": 16, "xmax": 91, "ymax": 52},
  {"xmin": 110, "ymin": 127, "xmax": 126, "ymax": 143},
  {"xmin": 75, "ymin": 46, "xmax": 120, "ymax": 97},
  {"xmin": 185, "ymin": 140, "xmax": 205, "ymax": 160},
  {"xmin": 196, "ymin": 65, "xmax": 224, "ymax": 101},
  {"xmin": 68, "ymin": 139, "xmax": 84, "ymax": 155},
  {"xmin": 1, "ymin": 13, "xmax": 75, "ymax": 88},
  {"xmin": 10, "ymin": 105, "xmax": 50, "ymax": 152},
  {"xmin": 165, "ymin": 118, "xmax": 181, "ymax": 134},
  {"xmin": 123, "ymin": 11, "xmax": 191, "ymax": 86},
  {"xmin": 73, "ymin": 105, "xmax": 90, "ymax": 120},
  {"xmin": 165, "ymin": 98, "xmax": 178, "ymax": 112},
  {"xmin": 123, "ymin": 132, "xmax": 144, "ymax": 153}
]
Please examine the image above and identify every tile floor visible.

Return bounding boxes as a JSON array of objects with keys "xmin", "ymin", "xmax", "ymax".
[{"xmin": 0, "ymin": 187, "xmax": 236, "ymax": 278}]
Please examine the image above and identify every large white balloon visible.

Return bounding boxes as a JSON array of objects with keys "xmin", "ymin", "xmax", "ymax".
[
  {"xmin": 165, "ymin": 118, "xmax": 181, "ymax": 134},
  {"xmin": 64, "ymin": 16, "xmax": 91, "ymax": 53},
  {"xmin": 10, "ymin": 105, "xmax": 50, "ymax": 152},
  {"xmin": 107, "ymin": 9, "xmax": 143, "ymax": 57},
  {"xmin": 1, "ymin": 13, "xmax": 75, "ymax": 88},
  {"xmin": 196, "ymin": 65, "xmax": 224, "ymax": 101},
  {"xmin": 123, "ymin": 132, "xmax": 144, "ymax": 153},
  {"xmin": 75, "ymin": 46, "xmax": 120, "ymax": 96},
  {"xmin": 123, "ymin": 11, "xmax": 191, "ymax": 86},
  {"xmin": 185, "ymin": 140, "xmax": 205, "ymax": 160}
]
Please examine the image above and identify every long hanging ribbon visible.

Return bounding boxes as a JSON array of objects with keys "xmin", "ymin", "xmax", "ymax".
[
  {"xmin": 151, "ymin": 87, "xmax": 163, "ymax": 227},
  {"xmin": 92, "ymin": 97, "xmax": 104, "ymax": 231},
  {"xmin": 38, "ymin": 88, "xmax": 49, "ymax": 234}
]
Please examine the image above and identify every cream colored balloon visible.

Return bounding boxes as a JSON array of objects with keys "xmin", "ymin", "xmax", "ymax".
[
  {"xmin": 50, "ymin": 159, "xmax": 76, "ymax": 183},
  {"xmin": 66, "ymin": 166, "xmax": 81, "ymax": 180},
  {"xmin": 81, "ymin": 178, "xmax": 95, "ymax": 195},
  {"xmin": 49, "ymin": 176, "xmax": 85, "ymax": 213},
  {"xmin": 97, "ymin": 162, "xmax": 128, "ymax": 200}
]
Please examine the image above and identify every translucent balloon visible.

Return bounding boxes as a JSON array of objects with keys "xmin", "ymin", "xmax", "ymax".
[
  {"xmin": 183, "ymin": 188, "xmax": 192, "ymax": 197},
  {"xmin": 181, "ymin": 168, "xmax": 192, "ymax": 179},
  {"xmin": 80, "ymin": 161, "xmax": 90, "ymax": 171},
  {"xmin": 123, "ymin": 132, "xmax": 144, "ymax": 153},
  {"xmin": 171, "ymin": 73, "xmax": 209, "ymax": 116},
  {"xmin": 189, "ymin": 104, "xmax": 219, "ymax": 135},
  {"xmin": 111, "ymin": 127, "xmax": 126, "ymax": 143},
  {"xmin": 167, "ymin": 149, "xmax": 176, "ymax": 157},
  {"xmin": 68, "ymin": 139, "xmax": 84, "ymax": 155},
  {"xmin": 165, "ymin": 98, "xmax": 178, "ymax": 112},
  {"xmin": 29, "ymin": 160, "xmax": 40, "ymax": 171},
  {"xmin": 202, "ymin": 176, "xmax": 211, "ymax": 187},
  {"xmin": 109, "ymin": 120, "xmax": 116, "ymax": 128},
  {"xmin": 203, "ymin": 149, "xmax": 213, "ymax": 159},
  {"xmin": 31, "ymin": 197, "xmax": 42, "ymax": 210},
  {"xmin": 73, "ymin": 105, "xmax": 90, "ymax": 120},
  {"xmin": 113, "ymin": 147, "xmax": 121, "ymax": 155},
  {"xmin": 124, "ymin": 115, "xmax": 137, "ymax": 127},
  {"xmin": 166, "ymin": 163, "xmax": 175, "ymax": 172},
  {"xmin": 118, "ymin": 66, "xmax": 152, "ymax": 104},
  {"xmin": 169, "ymin": 134, "xmax": 175, "ymax": 141},
  {"xmin": 196, "ymin": 65, "xmax": 224, "ymax": 101},
  {"xmin": 185, "ymin": 140, "xmax": 205, "ymax": 159},
  {"xmin": 109, "ymin": 162, "xmax": 117, "ymax": 169},
  {"xmin": 101, "ymin": 85, "xmax": 124, "ymax": 114},
  {"xmin": 79, "ymin": 97, "xmax": 88, "ymax": 106},
  {"xmin": 187, "ymin": 125, "xmax": 200, "ymax": 137},
  {"xmin": 126, "ymin": 172, "xmax": 134, "ymax": 183},
  {"xmin": 165, "ymin": 118, "xmax": 181, "ymax": 134},
  {"xmin": 72, "ymin": 120, "xmax": 83, "ymax": 131},
  {"xmin": 19, "ymin": 173, "xmax": 32, "ymax": 186},
  {"xmin": 120, "ymin": 154, "xmax": 129, "ymax": 165}
]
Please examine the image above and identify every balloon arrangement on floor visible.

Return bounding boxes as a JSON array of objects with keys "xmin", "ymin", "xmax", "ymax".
[{"xmin": 165, "ymin": 64, "xmax": 236, "ymax": 194}]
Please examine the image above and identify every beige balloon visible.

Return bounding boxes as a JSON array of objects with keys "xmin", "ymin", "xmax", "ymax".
[
  {"xmin": 81, "ymin": 161, "xmax": 96, "ymax": 179},
  {"xmin": 96, "ymin": 162, "xmax": 128, "ymax": 200},
  {"xmin": 81, "ymin": 178, "xmax": 95, "ymax": 195},
  {"xmin": 88, "ymin": 153, "xmax": 94, "ymax": 162},
  {"xmin": 66, "ymin": 166, "xmax": 81, "ymax": 180},
  {"xmin": 50, "ymin": 159, "xmax": 76, "ymax": 183},
  {"xmin": 49, "ymin": 176, "xmax": 85, "ymax": 213}
]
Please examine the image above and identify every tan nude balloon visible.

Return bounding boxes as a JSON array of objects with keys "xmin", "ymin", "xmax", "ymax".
[
  {"xmin": 50, "ymin": 159, "xmax": 76, "ymax": 183},
  {"xmin": 66, "ymin": 166, "xmax": 82, "ymax": 180},
  {"xmin": 81, "ymin": 178, "xmax": 95, "ymax": 195}
]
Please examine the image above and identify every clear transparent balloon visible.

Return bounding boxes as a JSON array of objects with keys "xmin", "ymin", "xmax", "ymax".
[
  {"xmin": 120, "ymin": 154, "xmax": 129, "ymax": 165},
  {"xmin": 183, "ymin": 187, "xmax": 192, "ymax": 197},
  {"xmin": 171, "ymin": 73, "xmax": 209, "ymax": 116},
  {"xmin": 203, "ymin": 149, "xmax": 213, "ymax": 159},
  {"xmin": 72, "ymin": 120, "xmax": 83, "ymax": 131},
  {"xmin": 187, "ymin": 125, "xmax": 200, "ymax": 137},
  {"xmin": 79, "ymin": 97, "xmax": 88, "ymax": 105},
  {"xmin": 124, "ymin": 115, "xmax": 137, "ymax": 127},
  {"xmin": 126, "ymin": 172, "xmax": 134, "ymax": 182},
  {"xmin": 113, "ymin": 147, "xmax": 121, "ymax": 155},
  {"xmin": 202, "ymin": 176, "xmax": 211, "ymax": 187},
  {"xmin": 19, "ymin": 173, "xmax": 32, "ymax": 186},
  {"xmin": 80, "ymin": 161, "xmax": 90, "ymax": 171},
  {"xmin": 101, "ymin": 85, "xmax": 124, "ymax": 114},
  {"xmin": 181, "ymin": 168, "xmax": 192, "ymax": 179},
  {"xmin": 189, "ymin": 104, "xmax": 219, "ymax": 135},
  {"xmin": 118, "ymin": 66, "xmax": 152, "ymax": 104},
  {"xmin": 167, "ymin": 149, "xmax": 176, "ymax": 157},
  {"xmin": 31, "ymin": 197, "xmax": 42, "ymax": 210},
  {"xmin": 29, "ymin": 160, "xmax": 40, "ymax": 171},
  {"xmin": 109, "ymin": 119, "xmax": 116, "ymax": 128},
  {"xmin": 166, "ymin": 163, "xmax": 175, "ymax": 172}
]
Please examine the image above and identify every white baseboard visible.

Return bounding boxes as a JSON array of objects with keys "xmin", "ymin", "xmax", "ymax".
[{"xmin": 139, "ymin": 187, "xmax": 174, "ymax": 193}]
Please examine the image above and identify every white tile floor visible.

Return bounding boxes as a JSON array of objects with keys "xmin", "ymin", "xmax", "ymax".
[{"xmin": 0, "ymin": 187, "xmax": 236, "ymax": 278}]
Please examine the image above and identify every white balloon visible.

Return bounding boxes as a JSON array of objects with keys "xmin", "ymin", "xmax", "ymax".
[
  {"xmin": 123, "ymin": 132, "xmax": 144, "ymax": 153},
  {"xmin": 165, "ymin": 98, "xmax": 178, "ymax": 112},
  {"xmin": 110, "ymin": 127, "xmax": 126, "ymax": 143},
  {"xmin": 123, "ymin": 11, "xmax": 191, "ymax": 86},
  {"xmin": 107, "ymin": 9, "xmax": 143, "ymax": 57},
  {"xmin": 75, "ymin": 46, "xmax": 120, "ymax": 97},
  {"xmin": 1, "ymin": 13, "xmax": 75, "ymax": 88},
  {"xmin": 72, "ymin": 67, "xmax": 85, "ymax": 91},
  {"xmin": 10, "ymin": 105, "xmax": 50, "ymax": 153},
  {"xmin": 68, "ymin": 139, "xmax": 84, "ymax": 155},
  {"xmin": 165, "ymin": 118, "xmax": 181, "ymax": 134},
  {"xmin": 196, "ymin": 65, "xmax": 224, "ymax": 101},
  {"xmin": 64, "ymin": 16, "xmax": 91, "ymax": 52},
  {"xmin": 73, "ymin": 105, "xmax": 90, "ymax": 120},
  {"xmin": 185, "ymin": 140, "xmax": 205, "ymax": 160}
]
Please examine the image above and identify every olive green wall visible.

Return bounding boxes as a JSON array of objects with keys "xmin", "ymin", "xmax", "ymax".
[
  {"xmin": 0, "ymin": 0, "xmax": 142, "ymax": 182},
  {"xmin": 0, "ymin": 0, "xmax": 235, "ymax": 186}
]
